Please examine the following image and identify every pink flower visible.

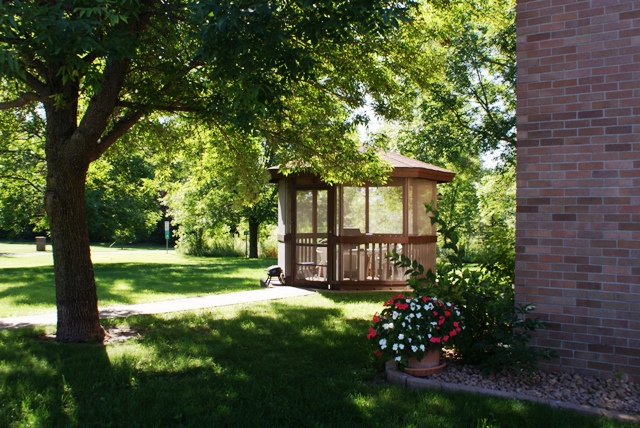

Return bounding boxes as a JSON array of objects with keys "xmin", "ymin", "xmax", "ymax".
[
  {"xmin": 443, "ymin": 335, "xmax": 449, "ymax": 342},
  {"xmin": 445, "ymin": 311, "xmax": 451, "ymax": 317},
  {"xmin": 453, "ymin": 321, "xmax": 459, "ymax": 327}
]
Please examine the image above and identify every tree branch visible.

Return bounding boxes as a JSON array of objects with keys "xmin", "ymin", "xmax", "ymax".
[
  {"xmin": 116, "ymin": 100, "xmax": 198, "ymax": 113},
  {"xmin": 0, "ymin": 92, "xmax": 42, "ymax": 110},
  {"xmin": 0, "ymin": 174, "xmax": 45, "ymax": 194},
  {"xmin": 91, "ymin": 109, "xmax": 146, "ymax": 161}
]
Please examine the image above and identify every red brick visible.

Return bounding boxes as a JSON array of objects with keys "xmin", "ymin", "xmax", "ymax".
[{"xmin": 517, "ymin": 0, "xmax": 640, "ymax": 382}]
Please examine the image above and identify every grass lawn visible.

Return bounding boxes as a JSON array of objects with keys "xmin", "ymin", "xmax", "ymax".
[
  {"xmin": 0, "ymin": 241, "xmax": 274, "ymax": 317},
  {"xmin": 0, "ymin": 242, "xmax": 633, "ymax": 427}
]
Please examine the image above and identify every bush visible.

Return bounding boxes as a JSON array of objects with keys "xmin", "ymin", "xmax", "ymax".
[
  {"xmin": 174, "ymin": 227, "xmax": 245, "ymax": 257},
  {"xmin": 387, "ymin": 204, "xmax": 556, "ymax": 374}
]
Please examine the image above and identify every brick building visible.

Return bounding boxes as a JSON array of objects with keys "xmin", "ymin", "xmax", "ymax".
[{"xmin": 516, "ymin": 0, "xmax": 640, "ymax": 381}]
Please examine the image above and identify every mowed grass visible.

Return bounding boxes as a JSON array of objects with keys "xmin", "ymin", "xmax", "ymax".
[
  {"xmin": 0, "ymin": 294, "xmax": 632, "ymax": 428},
  {"xmin": 0, "ymin": 241, "xmax": 274, "ymax": 317},
  {"xmin": 0, "ymin": 242, "xmax": 634, "ymax": 427}
]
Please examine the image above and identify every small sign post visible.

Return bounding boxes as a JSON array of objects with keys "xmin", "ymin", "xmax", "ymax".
[
  {"xmin": 244, "ymin": 230, "xmax": 249, "ymax": 258},
  {"xmin": 164, "ymin": 220, "xmax": 170, "ymax": 254}
]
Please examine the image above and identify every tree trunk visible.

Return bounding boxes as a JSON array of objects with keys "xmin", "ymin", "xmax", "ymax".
[
  {"xmin": 249, "ymin": 220, "xmax": 259, "ymax": 259},
  {"xmin": 45, "ymin": 109, "xmax": 105, "ymax": 343}
]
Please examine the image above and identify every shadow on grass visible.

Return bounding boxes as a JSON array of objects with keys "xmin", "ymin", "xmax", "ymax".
[
  {"xmin": 0, "ymin": 258, "xmax": 273, "ymax": 314},
  {"xmin": 0, "ymin": 299, "xmax": 626, "ymax": 428}
]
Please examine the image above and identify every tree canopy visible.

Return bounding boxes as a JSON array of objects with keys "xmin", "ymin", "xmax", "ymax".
[
  {"xmin": 0, "ymin": 0, "xmax": 517, "ymax": 343},
  {"xmin": 0, "ymin": 0, "xmax": 415, "ymax": 342}
]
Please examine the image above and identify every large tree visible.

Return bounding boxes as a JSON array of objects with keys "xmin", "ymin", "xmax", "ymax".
[
  {"xmin": 0, "ymin": 1, "xmax": 412, "ymax": 342},
  {"xmin": 363, "ymin": 0, "xmax": 516, "ymax": 251}
]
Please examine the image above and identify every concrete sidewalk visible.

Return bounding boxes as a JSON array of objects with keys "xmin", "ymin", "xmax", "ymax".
[{"xmin": 0, "ymin": 286, "xmax": 316, "ymax": 329}]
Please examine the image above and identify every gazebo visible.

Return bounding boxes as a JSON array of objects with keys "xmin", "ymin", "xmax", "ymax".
[{"xmin": 268, "ymin": 152, "xmax": 455, "ymax": 290}]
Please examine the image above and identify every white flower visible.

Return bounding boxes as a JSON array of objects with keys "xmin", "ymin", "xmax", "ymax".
[
  {"xmin": 402, "ymin": 322, "xmax": 406, "ymax": 328},
  {"xmin": 399, "ymin": 344, "xmax": 405, "ymax": 350},
  {"xmin": 383, "ymin": 322, "xmax": 394, "ymax": 330},
  {"xmin": 398, "ymin": 334, "xmax": 404, "ymax": 340},
  {"xmin": 420, "ymin": 344, "xmax": 425, "ymax": 351},
  {"xmin": 395, "ymin": 356, "xmax": 402, "ymax": 361},
  {"xmin": 446, "ymin": 302, "xmax": 452, "ymax": 307},
  {"xmin": 379, "ymin": 338, "xmax": 387, "ymax": 349},
  {"xmin": 430, "ymin": 321, "xmax": 437, "ymax": 326},
  {"xmin": 392, "ymin": 311, "xmax": 399, "ymax": 320},
  {"xmin": 392, "ymin": 343, "xmax": 398, "ymax": 351},
  {"xmin": 411, "ymin": 345, "xmax": 418, "ymax": 353},
  {"xmin": 408, "ymin": 337, "xmax": 412, "ymax": 342},
  {"xmin": 416, "ymin": 312, "xmax": 422, "ymax": 319}
]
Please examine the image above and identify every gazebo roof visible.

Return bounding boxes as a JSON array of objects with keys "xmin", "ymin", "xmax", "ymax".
[
  {"xmin": 269, "ymin": 151, "xmax": 455, "ymax": 183},
  {"xmin": 379, "ymin": 152, "xmax": 455, "ymax": 183}
]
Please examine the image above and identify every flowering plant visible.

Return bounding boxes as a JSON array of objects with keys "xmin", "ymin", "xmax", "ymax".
[{"xmin": 367, "ymin": 294, "xmax": 465, "ymax": 364}]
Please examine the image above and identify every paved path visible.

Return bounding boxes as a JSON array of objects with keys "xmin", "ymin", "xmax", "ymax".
[{"xmin": 0, "ymin": 286, "xmax": 316, "ymax": 329}]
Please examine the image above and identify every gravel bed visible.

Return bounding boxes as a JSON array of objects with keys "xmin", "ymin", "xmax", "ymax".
[{"xmin": 429, "ymin": 363, "xmax": 640, "ymax": 416}]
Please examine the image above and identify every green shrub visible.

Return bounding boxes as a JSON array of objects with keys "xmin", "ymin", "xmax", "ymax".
[
  {"xmin": 175, "ymin": 228, "xmax": 244, "ymax": 257},
  {"xmin": 388, "ymin": 204, "xmax": 556, "ymax": 374}
]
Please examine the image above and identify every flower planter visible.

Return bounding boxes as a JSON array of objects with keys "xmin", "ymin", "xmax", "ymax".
[{"xmin": 403, "ymin": 348, "xmax": 446, "ymax": 377}]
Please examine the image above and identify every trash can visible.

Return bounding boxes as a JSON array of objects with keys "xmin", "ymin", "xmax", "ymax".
[{"xmin": 35, "ymin": 236, "xmax": 46, "ymax": 251}]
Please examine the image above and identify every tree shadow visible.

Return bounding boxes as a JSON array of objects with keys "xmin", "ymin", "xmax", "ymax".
[
  {"xmin": 0, "ymin": 302, "xmax": 616, "ymax": 427},
  {"xmin": 0, "ymin": 328, "xmax": 114, "ymax": 427}
]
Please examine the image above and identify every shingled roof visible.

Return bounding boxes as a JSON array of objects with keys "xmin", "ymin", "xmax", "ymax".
[{"xmin": 269, "ymin": 151, "xmax": 455, "ymax": 183}]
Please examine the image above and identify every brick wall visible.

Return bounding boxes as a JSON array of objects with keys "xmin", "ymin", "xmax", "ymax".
[{"xmin": 516, "ymin": 0, "xmax": 640, "ymax": 381}]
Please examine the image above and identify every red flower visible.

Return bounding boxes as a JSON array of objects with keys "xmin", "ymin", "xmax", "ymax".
[
  {"xmin": 429, "ymin": 337, "xmax": 441, "ymax": 343},
  {"xmin": 367, "ymin": 327, "xmax": 377, "ymax": 340},
  {"xmin": 385, "ymin": 293, "xmax": 405, "ymax": 306},
  {"xmin": 449, "ymin": 330, "xmax": 457, "ymax": 337},
  {"xmin": 443, "ymin": 335, "xmax": 449, "ymax": 342},
  {"xmin": 396, "ymin": 302, "xmax": 409, "ymax": 310},
  {"xmin": 373, "ymin": 350, "xmax": 382, "ymax": 357},
  {"xmin": 422, "ymin": 296, "xmax": 428, "ymax": 303},
  {"xmin": 372, "ymin": 314, "xmax": 381, "ymax": 323},
  {"xmin": 453, "ymin": 321, "xmax": 459, "ymax": 327},
  {"xmin": 444, "ymin": 311, "xmax": 451, "ymax": 317}
]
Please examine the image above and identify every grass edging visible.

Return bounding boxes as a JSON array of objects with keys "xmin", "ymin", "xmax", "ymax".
[{"xmin": 385, "ymin": 361, "xmax": 640, "ymax": 424}]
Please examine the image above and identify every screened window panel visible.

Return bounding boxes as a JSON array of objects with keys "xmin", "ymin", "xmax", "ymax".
[
  {"xmin": 408, "ymin": 179, "xmax": 435, "ymax": 235},
  {"xmin": 369, "ymin": 186, "xmax": 403, "ymax": 234}
]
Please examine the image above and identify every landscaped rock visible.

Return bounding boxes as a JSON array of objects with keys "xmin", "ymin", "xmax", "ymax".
[{"xmin": 427, "ymin": 362, "xmax": 640, "ymax": 416}]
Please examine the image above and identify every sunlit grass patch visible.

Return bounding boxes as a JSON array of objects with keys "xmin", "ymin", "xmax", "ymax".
[{"xmin": 0, "ymin": 241, "xmax": 275, "ymax": 317}]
